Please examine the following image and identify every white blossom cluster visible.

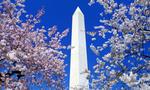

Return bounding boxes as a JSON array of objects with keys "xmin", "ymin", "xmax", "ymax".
[
  {"xmin": 0, "ymin": 0, "xmax": 69, "ymax": 89},
  {"xmin": 89, "ymin": 0, "xmax": 150, "ymax": 89}
]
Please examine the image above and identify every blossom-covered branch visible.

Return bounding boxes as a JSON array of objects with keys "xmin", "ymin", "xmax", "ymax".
[
  {"xmin": 0, "ymin": 0, "xmax": 69, "ymax": 89},
  {"xmin": 89, "ymin": 0, "xmax": 150, "ymax": 89}
]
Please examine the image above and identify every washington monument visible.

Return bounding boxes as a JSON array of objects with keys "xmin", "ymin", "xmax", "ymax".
[{"xmin": 69, "ymin": 7, "xmax": 89, "ymax": 90}]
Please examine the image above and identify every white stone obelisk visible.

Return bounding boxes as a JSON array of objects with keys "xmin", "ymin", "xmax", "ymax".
[{"xmin": 70, "ymin": 7, "xmax": 89, "ymax": 90}]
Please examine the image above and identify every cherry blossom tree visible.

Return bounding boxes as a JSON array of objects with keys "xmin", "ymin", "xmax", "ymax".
[
  {"xmin": 89, "ymin": 0, "xmax": 150, "ymax": 89},
  {"xmin": 0, "ymin": 0, "xmax": 69, "ymax": 89}
]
